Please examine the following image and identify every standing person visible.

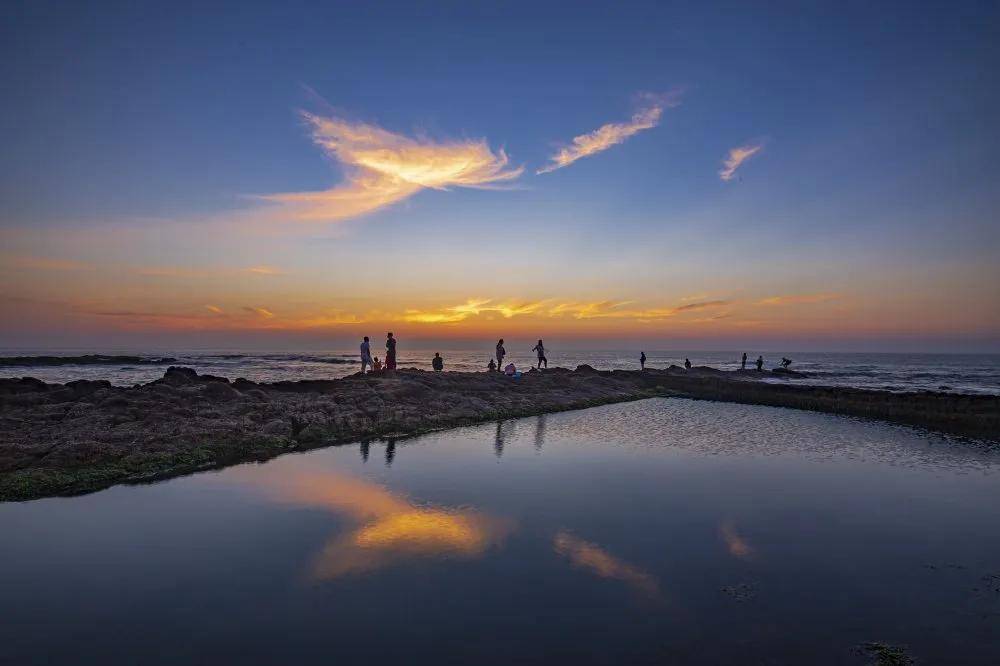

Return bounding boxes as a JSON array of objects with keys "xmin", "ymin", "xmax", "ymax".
[
  {"xmin": 385, "ymin": 332, "xmax": 397, "ymax": 371},
  {"xmin": 495, "ymin": 339, "xmax": 506, "ymax": 371},
  {"xmin": 532, "ymin": 339, "xmax": 547, "ymax": 369},
  {"xmin": 741, "ymin": 352, "xmax": 747, "ymax": 370},
  {"xmin": 432, "ymin": 352, "xmax": 444, "ymax": 371},
  {"xmin": 360, "ymin": 336, "xmax": 373, "ymax": 374},
  {"xmin": 640, "ymin": 351, "xmax": 646, "ymax": 370},
  {"xmin": 755, "ymin": 355, "xmax": 764, "ymax": 371}
]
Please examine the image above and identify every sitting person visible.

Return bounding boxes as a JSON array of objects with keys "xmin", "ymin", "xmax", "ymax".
[
  {"xmin": 372, "ymin": 356, "xmax": 383, "ymax": 372},
  {"xmin": 488, "ymin": 358, "xmax": 496, "ymax": 372},
  {"xmin": 504, "ymin": 363, "xmax": 516, "ymax": 376},
  {"xmin": 684, "ymin": 358, "xmax": 692, "ymax": 370},
  {"xmin": 432, "ymin": 352, "xmax": 444, "ymax": 371}
]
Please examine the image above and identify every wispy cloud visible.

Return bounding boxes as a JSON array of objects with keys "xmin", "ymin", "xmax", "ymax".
[
  {"xmin": 262, "ymin": 112, "xmax": 523, "ymax": 222},
  {"xmin": 246, "ymin": 265, "xmax": 284, "ymax": 276},
  {"xmin": 756, "ymin": 293, "xmax": 839, "ymax": 306},
  {"xmin": 243, "ymin": 306, "xmax": 274, "ymax": 318},
  {"xmin": 549, "ymin": 299, "xmax": 731, "ymax": 320},
  {"xmin": 537, "ymin": 93, "xmax": 679, "ymax": 175},
  {"xmin": 4, "ymin": 256, "xmax": 93, "ymax": 272},
  {"xmin": 719, "ymin": 142, "xmax": 763, "ymax": 181},
  {"xmin": 204, "ymin": 304, "xmax": 223, "ymax": 314}
]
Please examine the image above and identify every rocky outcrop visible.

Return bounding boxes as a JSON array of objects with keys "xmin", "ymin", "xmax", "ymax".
[{"xmin": 1, "ymin": 365, "xmax": 997, "ymax": 501}]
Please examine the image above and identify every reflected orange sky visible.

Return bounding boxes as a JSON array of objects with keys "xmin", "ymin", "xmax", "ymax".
[{"xmin": 223, "ymin": 467, "xmax": 513, "ymax": 580}]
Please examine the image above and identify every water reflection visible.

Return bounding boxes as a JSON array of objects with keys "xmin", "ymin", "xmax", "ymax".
[
  {"xmin": 534, "ymin": 414, "xmax": 547, "ymax": 452},
  {"xmin": 228, "ymin": 468, "xmax": 514, "ymax": 580},
  {"xmin": 494, "ymin": 420, "xmax": 518, "ymax": 459},
  {"xmin": 553, "ymin": 530, "xmax": 661, "ymax": 599},
  {"xmin": 719, "ymin": 521, "xmax": 753, "ymax": 559}
]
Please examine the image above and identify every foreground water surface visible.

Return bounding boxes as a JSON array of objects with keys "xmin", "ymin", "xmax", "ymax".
[{"xmin": 3, "ymin": 398, "xmax": 999, "ymax": 664}]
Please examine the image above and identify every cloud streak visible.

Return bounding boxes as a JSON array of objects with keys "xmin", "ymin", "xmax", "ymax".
[
  {"xmin": 756, "ymin": 293, "xmax": 839, "ymax": 306},
  {"xmin": 537, "ymin": 94, "xmax": 677, "ymax": 174},
  {"xmin": 262, "ymin": 112, "xmax": 523, "ymax": 222},
  {"xmin": 719, "ymin": 142, "xmax": 763, "ymax": 181}
]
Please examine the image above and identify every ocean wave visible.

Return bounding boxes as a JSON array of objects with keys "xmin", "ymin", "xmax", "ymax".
[{"xmin": 0, "ymin": 355, "xmax": 178, "ymax": 367}]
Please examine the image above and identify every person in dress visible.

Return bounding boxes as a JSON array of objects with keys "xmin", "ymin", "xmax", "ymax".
[{"xmin": 385, "ymin": 332, "xmax": 397, "ymax": 371}]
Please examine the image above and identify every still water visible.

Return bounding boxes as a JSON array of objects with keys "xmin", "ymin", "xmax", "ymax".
[{"xmin": 3, "ymin": 398, "xmax": 999, "ymax": 664}]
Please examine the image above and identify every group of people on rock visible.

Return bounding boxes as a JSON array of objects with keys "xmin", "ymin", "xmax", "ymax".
[
  {"xmin": 358, "ymin": 335, "xmax": 550, "ymax": 375},
  {"xmin": 359, "ymin": 336, "xmax": 791, "ymax": 376}
]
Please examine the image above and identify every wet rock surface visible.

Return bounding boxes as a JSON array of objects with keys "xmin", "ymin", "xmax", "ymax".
[{"xmin": 1, "ymin": 365, "xmax": 997, "ymax": 501}]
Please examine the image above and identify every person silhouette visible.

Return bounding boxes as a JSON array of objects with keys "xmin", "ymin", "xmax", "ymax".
[
  {"xmin": 684, "ymin": 358, "xmax": 692, "ymax": 370},
  {"xmin": 495, "ymin": 339, "xmax": 506, "ymax": 370},
  {"xmin": 385, "ymin": 332, "xmax": 397, "ymax": 371},
  {"xmin": 488, "ymin": 358, "xmax": 496, "ymax": 372},
  {"xmin": 780, "ymin": 357, "xmax": 792, "ymax": 368},
  {"xmin": 756, "ymin": 355, "xmax": 764, "ymax": 371},
  {"xmin": 741, "ymin": 352, "xmax": 747, "ymax": 370},
  {"xmin": 640, "ymin": 351, "xmax": 646, "ymax": 370},
  {"xmin": 432, "ymin": 352, "xmax": 443, "ymax": 371},
  {"xmin": 532, "ymin": 339, "xmax": 547, "ymax": 369},
  {"xmin": 360, "ymin": 336, "xmax": 373, "ymax": 374}
]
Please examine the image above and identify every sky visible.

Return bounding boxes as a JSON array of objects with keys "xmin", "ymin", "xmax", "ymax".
[{"xmin": 1, "ymin": 1, "xmax": 998, "ymax": 352}]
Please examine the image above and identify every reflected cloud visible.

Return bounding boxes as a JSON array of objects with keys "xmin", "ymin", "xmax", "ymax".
[
  {"xmin": 719, "ymin": 521, "xmax": 753, "ymax": 559},
  {"xmin": 262, "ymin": 111, "xmax": 523, "ymax": 222},
  {"xmin": 553, "ymin": 530, "xmax": 660, "ymax": 598},
  {"xmin": 719, "ymin": 142, "xmax": 763, "ymax": 181},
  {"xmin": 537, "ymin": 93, "xmax": 680, "ymax": 174},
  {"xmin": 227, "ymin": 468, "xmax": 514, "ymax": 580}
]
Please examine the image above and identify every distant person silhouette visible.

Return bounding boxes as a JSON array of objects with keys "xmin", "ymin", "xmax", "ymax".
[
  {"xmin": 496, "ymin": 339, "xmax": 506, "ymax": 370},
  {"xmin": 756, "ymin": 355, "xmax": 764, "ymax": 371},
  {"xmin": 488, "ymin": 358, "xmax": 496, "ymax": 372},
  {"xmin": 432, "ymin": 352, "xmax": 444, "ymax": 371},
  {"xmin": 780, "ymin": 357, "xmax": 792, "ymax": 369},
  {"xmin": 385, "ymin": 332, "xmax": 397, "ymax": 371},
  {"xmin": 741, "ymin": 352, "xmax": 747, "ymax": 370},
  {"xmin": 532, "ymin": 339, "xmax": 547, "ymax": 369},
  {"xmin": 372, "ymin": 357, "xmax": 382, "ymax": 372},
  {"xmin": 360, "ymin": 336, "xmax": 373, "ymax": 374},
  {"xmin": 640, "ymin": 351, "xmax": 646, "ymax": 370},
  {"xmin": 684, "ymin": 358, "xmax": 692, "ymax": 370}
]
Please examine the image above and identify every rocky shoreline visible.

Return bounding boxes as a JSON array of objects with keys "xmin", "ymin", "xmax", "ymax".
[{"xmin": 1, "ymin": 365, "xmax": 997, "ymax": 501}]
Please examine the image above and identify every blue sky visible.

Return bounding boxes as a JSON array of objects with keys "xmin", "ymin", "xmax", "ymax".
[{"xmin": 1, "ymin": 1, "xmax": 998, "ymax": 350}]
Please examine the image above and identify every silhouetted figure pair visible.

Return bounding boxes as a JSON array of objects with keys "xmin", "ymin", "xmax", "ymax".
[{"xmin": 532, "ymin": 339, "xmax": 547, "ymax": 369}]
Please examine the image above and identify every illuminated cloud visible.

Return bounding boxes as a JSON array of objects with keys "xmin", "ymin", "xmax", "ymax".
[
  {"xmin": 756, "ymin": 293, "xmax": 839, "ymax": 306},
  {"xmin": 553, "ymin": 530, "xmax": 660, "ymax": 598},
  {"xmin": 204, "ymin": 304, "xmax": 223, "ymax": 314},
  {"xmin": 243, "ymin": 306, "xmax": 274, "ymax": 318},
  {"xmin": 719, "ymin": 521, "xmax": 753, "ymax": 559},
  {"xmin": 537, "ymin": 95, "xmax": 676, "ymax": 174},
  {"xmin": 404, "ymin": 299, "xmax": 547, "ymax": 324},
  {"xmin": 719, "ymin": 142, "xmax": 763, "ymax": 181},
  {"xmin": 262, "ymin": 112, "xmax": 523, "ymax": 222}
]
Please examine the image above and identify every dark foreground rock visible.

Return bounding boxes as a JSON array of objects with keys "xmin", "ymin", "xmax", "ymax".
[{"xmin": 1, "ymin": 365, "xmax": 997, "ymax": 501}]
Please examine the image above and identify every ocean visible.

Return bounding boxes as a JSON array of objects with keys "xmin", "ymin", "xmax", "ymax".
[{"xmin": 2, "ymin": 348, "xmax": 998, "ymax": 395}]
